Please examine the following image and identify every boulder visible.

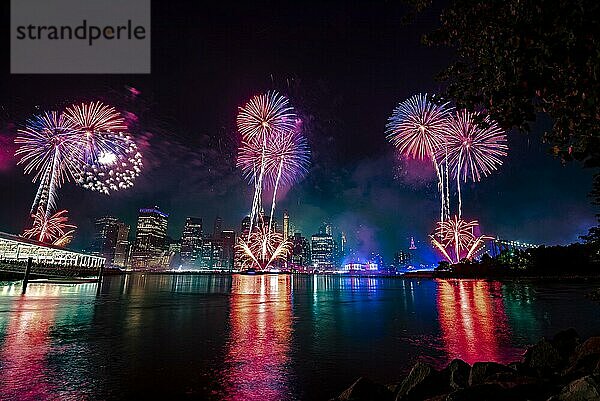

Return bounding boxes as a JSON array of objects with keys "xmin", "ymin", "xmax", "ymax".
[
  {"xmin": 551, "ymin": 329, "xmax": 580, "ymax": 362},
  {"xmin": 552, "ymin": 375, "xmax": 600, "ymax": 401},
  {"xmin": 469, "ymin": 362, "xmax": 514, "ymax": 386},
  {"xmin": 395, "ymin": 362, "xmax": 446, "ymax": 401},
  {"xmin": 446, "ymin": 384, "xmax": 508, "ymax": 401},
  {"xmin": 336, "ymin": 377, "xmax": 394, "ymax": 401},
  {"xmin": 524, "ymin": 338, "xmax": 563, "ymax": 376},
  {"xmin": 441, "ymin": 359, "xmax": 471, "ymax": 390},
  {"xmin": 565, "ymin": 336, "xmax": 600, "ymax": 376}
]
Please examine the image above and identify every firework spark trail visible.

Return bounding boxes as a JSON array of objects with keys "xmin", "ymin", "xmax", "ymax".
[
  {"xmin": 443, "ymin": 110, "xmax": 507, "ymax": 217},
  {"xmin": 386, "ymin": 93, "xmax": 453, "ymax": 225},
  {"xmin": 430, "ymin": 216, "xmax": 493, "ymax": 264},
  {"xmin": 14, "ymin": 112, "xmax": 82, "ymax": 217},
  {"xmin": 235, "ymin": 225, "xmax": 292, "ymax": 270},
  {"xmin": 236, "ymin": 92, "xmax": 299, "ymax": 238},
  {"xmin": 22, "ymin": 207, "xmax": 76, "ymax": 246}
]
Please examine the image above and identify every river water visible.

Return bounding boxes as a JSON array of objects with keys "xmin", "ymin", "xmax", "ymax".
[{"xmin": 0, "ymin": 274, "xmax": 598, "ymax": 401}]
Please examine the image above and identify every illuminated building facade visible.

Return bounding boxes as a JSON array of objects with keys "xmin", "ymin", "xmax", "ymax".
[
  {"xmin": 0, "ymin": 231, "xmax": 105, "ymax": 268},
  {"xmin": 130, "ymin": 207, "xmax": 169, "ymax": 269},
  {"xmin": 394, "ymin": 250, "xmax": 412, "ymax": 268},
  {"xmin": 221, "ymin": 230, "xmax": 236, "ymax": 271},
  {"xmin": 282, "ymin": 210, "xmax": 290, "ymax": 241},
  {"xmin": 291, "ymin": 233, "xmax": 311, "ymax": 268},
  {"xmin": 311, "ymin": 231, "xmax": 334, "ymax": 270},
  {"xmin": 180, "ymin": 217, "xmax": 203, "ymax": 267},
  {"xmin": 113, "ymin": 223, "xmax": 130, "ymax": 268},
  {"xmin": 93, "ymin": 216, "xmax": 120, "ymax": 265}
]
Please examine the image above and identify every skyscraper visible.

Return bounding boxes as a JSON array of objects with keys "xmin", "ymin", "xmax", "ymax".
[
  {"xmin": 93, "ymin": 216, "xmax": 120, "ymax": 265},
  {"xmin": 311, "ymin": 231, "xmax": 334, "ymax": 270},
  {"xmin": 221, "ymin": 230, "xmax": 236, "ymax": 271},
  {"xmin": 180, "ymin": 217, "xmax": 203, "ymax": 267},
  {"xmin": 130, "ymin": 207, "xmax": 169, "ymax": 269},
  {"xmin": 213, "ymin": 216, "xmax": 223, "ymax": 238},
  {"xmin": 113, "ymin": 222, "xmax": 130, "ymax": 268},
  {"xmin": 291, "ymin": 233, "xmax": 311, "ymax": 268},
  {"xmin": 283, "ymin": 210, "xmax": 290, "ymax": 241}
]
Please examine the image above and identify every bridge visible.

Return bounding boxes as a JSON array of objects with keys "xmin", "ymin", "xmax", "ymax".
[{"xmin": 0, "ymin": 231, "xmax": 105, "ymax": 280}]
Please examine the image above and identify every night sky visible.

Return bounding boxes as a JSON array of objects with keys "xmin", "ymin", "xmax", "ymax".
[{"xmin": 0, "ymin": 1, "xmax": 596, "ymax": 261}]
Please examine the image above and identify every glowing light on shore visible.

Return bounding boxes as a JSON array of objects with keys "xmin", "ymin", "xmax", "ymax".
[
  {"xmin": 430, "ymin": 216, "xmax": 492, "ymax": 264},
  {"xmin": 235, "ymin": 226, "xmax": 292, "ymax": 271}
]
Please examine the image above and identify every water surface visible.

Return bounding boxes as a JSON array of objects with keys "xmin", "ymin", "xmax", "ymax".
[{"xmin": 0, "ymin": 274, "xmax": 598, "ymax": 401}]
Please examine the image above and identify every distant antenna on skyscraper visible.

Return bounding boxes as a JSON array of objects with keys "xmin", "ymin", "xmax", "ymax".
[{"xmin": 409, "ymin": 236, "xmax": 417, "ymax": 250}]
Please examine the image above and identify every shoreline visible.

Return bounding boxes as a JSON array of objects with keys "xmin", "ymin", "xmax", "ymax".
[{"xmin": 331, "ymin": 329, "xmax": 600, "ymax": 401}]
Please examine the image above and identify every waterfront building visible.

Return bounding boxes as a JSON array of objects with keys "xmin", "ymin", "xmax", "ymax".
[
  {"xmin": 93, "ymin": 216, "xmax": 120, "ymax": 265},
  {"xmin": 394, "ymin": 250, "xmax": 412, "ymax": 268},
  {"xmin": 311, "ymin": 230, "xmax": 334, "ymax": 270},
  {"xmin": 130, "ymin": 207, "xmax": 169, "ymax": 269},
  {"xmin": 291, "ymin": 233, "xmax": 311, "ymax": 268},
  {"xmin": 221, "ymin": 230, "xmax": 236, "ymax": 271},
  {"xmin": 180, "ymin": 217, "xmax": 203, "ymax": 267},
  {"xmin": 213, "ymin": 216, "xmax": 223, "ymax": 238},
  {"xmin": 283, "ymin": 210, "xmax": 290, "ymax": 241},
  {"xmin": 113, "ymin": 223, "xmax": 131, "ymax": 268}
]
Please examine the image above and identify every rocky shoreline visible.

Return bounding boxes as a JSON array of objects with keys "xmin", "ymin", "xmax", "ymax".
[{"xmin": 331, "ymin": 329, "xmax": 600, "ymax": 401}]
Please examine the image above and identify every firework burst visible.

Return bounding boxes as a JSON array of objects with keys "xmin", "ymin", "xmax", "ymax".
[
  {"xmin": 23, "ymin": 207, "xmax": 76, "ymax": 246},
  {"xmin": 386, "ymin": 93, "xmax": 452, "ymax": 160},
  {"xmin": 442, "ymin": 110, "xmax": 507, "ymax": 216},
  {"xmin": 236, "ymin": 92, "xmax": 306, "ymax": 238},
  {"xmin": 64, "ymin": 101, "xmax": 143, "ymax": 194},
  {"xmin": 443, "ymin": 110, "xmax": 507, "ymax": 183},
  {"xmin": 237, "ymin": 129, "xmax": 310, "ymax": 188},
  {"xmin": 235, "ymin": 225, "xmax": 292, "ymax": 271},
  {"xmin": 14, "ymin": 111, "xmax": 82, "ymax": 215},
  {"xmin": 236, "ymin": 91, "xmax": 297, "ymax": 141},
  {"xmin": 430, "ymin": 216, "xmax": 492, "ymax": 264},
  {"xmin": 386, "ymin": 93, "xmax": 453, "ymax": 224}
]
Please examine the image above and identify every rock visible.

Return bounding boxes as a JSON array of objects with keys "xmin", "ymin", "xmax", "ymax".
[
  {"xmin": 446, "ymin": 384, "xmax": 508, "ymax": 401},
  {"xmin": 483, "ymin": 371, "xmax": 539, "ymax": 388},
  {"xmin": 442, "ymin": 359, "xmax": 471, "ymax": 390},
  {"xmin": 395, "ymin": 362, "xmax": 446, "ymax": 401},
  {"xmin": 524, "ymin": 338, "xmax": 563, "ymax": 376},
  {"xmin": 469, "ymin": 362, "xmax": 514, "ymax": 386},
  {"xmin": 507, "ymin": 361, "xmax": 528, "ymax": 375},
  {"xmin": 565, "ymin": 336, "xmax": 600, "ymax": 376},
  {"xmin": 552, "ymin": 375, "xmax": 600, "ymax": 401},
  {"xmin": 336, "ymin": 377, "xmax": 394, "ymax": 401},
  {"xmin": 551, "ymin": 329, "xmax": 580, "ymax": 362}
]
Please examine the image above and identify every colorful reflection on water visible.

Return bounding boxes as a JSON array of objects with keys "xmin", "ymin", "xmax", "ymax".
[
  {"xmin": 222, "ymin": 274, "xmax": 294, "ymax": 401},
  {"xmin": 0, "ymin": 275, "xmax": 598, "ymax": 401},
  {"xmin": 436, "ymin": 279, "xmax": 519, "ymax": 364}
]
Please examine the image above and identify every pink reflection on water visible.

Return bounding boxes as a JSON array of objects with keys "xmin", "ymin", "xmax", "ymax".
[
  {"xmin": 437, "ymin": 279, "xmax": 518, "ymax": 364},
  {"xmin": 0, "ymin": 290, "xmax": 57, "ymax": 400},
  {"xmin": 223, "ymin": 274, "xmax": 293, "ymax": 401}
]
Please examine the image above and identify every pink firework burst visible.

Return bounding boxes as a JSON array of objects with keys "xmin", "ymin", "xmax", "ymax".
[
  {"xmin": 237, "ymin": 129, "xmax": 310, "ymax": 188},
  {"xmin": 443, "ymin": 110, "xmax": 508, "ymax": 183},
  {"xmin": 386, "ymin": 93, "xmax": 452, "ymax": 160},
  {"xmin": 236, "ymin": 91, "xmax": 297, "ymax": 141}
]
